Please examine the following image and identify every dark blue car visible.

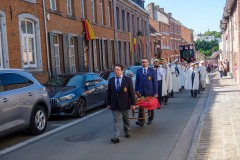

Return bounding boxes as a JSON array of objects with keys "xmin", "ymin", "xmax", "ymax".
[{"xmin": 45, "ymin": 72, "xmax": 108, "ymax": 118}]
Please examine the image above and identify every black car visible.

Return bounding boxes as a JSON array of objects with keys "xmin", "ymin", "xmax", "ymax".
[{"xmin": 45, "ymin": 72, "xmax": 108, "ymax": 118}]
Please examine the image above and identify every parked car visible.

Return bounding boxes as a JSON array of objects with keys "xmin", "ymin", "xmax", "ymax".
[
  {"xmin": 0, "ymin": 69, "xmax": 51, "ymax": 136},
  {"xmin": 45, "ymin": 72, "xmax": 108, "ymax": 118},
  {"xmin": 99, "ymin": 69, "xmax": 136, "ymax": 89},
  {"xmin": 127, "ymin": 66, "xmax": 142, "ymax": 75}
]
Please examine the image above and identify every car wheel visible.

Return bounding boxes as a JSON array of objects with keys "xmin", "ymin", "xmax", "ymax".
[
  {"xmin": 75, "ymin": 98, "xmax": 86, "ymax": 118},
  {"xmin": 29, "ymin": 105, "xmax": 47, "ymax": 135}
]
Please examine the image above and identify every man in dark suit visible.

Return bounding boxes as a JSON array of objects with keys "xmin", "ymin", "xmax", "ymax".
[
  {"xmin": 107, "ymin": 64, "xmax": 136, "ymax": 143},
  {"xmin": 135, "ymin": 58, "xmax": 158, "ymax": 126}
]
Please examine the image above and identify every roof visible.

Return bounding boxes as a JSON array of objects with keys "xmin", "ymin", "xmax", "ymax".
[{"xmin": 210, "ymin": 51, "xmax": 220, "ymax": 59}]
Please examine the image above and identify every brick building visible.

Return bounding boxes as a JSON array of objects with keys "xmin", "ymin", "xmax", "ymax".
[
  {"xmin": 146, "ymin": 3, "xmax": 185, "ymax": 63},
  {"xmin": 181, "ymin": 25, "xmax": 194, "ymax": 45},
  {"xmin": 0, "ymin": 0, "xmax": 149, "ymax": 83},
  {"xmin": 0, "ymin": 0, "xmax": 48, "ymax": 83},
  {"xmin": 220, "ymin": 0, "xmax": 239, "ymax": 83}
]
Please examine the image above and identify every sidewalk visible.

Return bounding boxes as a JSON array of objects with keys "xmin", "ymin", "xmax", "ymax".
[{"xmin": 188, "ymin": 73, "xmax": 240, "ymax": 160}]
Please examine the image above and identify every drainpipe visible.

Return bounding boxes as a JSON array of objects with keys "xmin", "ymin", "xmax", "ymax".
[{"xmin": 42, "ymin": 0, "xmax": 51, "ymax": 78}]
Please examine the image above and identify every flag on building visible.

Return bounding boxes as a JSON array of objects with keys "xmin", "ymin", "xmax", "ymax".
[{"xmin": 83, "ymin": 19, "xmax": 95, "ymax": 40}]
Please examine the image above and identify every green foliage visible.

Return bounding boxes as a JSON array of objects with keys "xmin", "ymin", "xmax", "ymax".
[
  {"xmin": 203, "ymin": 31, "xmax": 221, "ymax": 38},
  {"xmin": 195, "ymin": 39, "xmax": 219, "ymax": 58}
]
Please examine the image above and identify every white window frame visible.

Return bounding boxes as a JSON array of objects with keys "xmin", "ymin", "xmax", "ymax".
[
  {"xmin": 100, "ymin": 0, "xmax": 104, "ymax": 25},
  {"xmin": 67, "ymin": 0, "xmax": 73, "ymax": 16},
  {"xmin": 92, "ymin": 0, "xmax": 95, "ymax": 22},
  {"xmin": 0, "ymin": 31, "xmax": 3, "ymax": 68},
  {"xmin": 68, "ymin": 36, "xmax": 76, "ymax": 73},
  {"xmin": 53, "ymin": 34, "xmax": 61, "ymax": 75},
  {"xmin": 80, "ymin": 0, "xmax": 85, "ymax": 18},
  {"xmin": 20, "ymin": 19, "xmax": 37, "ymax": 68},
  {"xmin": 50, "ymin": 0, "xmax": 57, "ymax": 10}
]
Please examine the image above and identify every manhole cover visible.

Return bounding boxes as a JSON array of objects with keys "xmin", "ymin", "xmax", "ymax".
[{"xmin": 64, "ymin": 134, "xmax": 95, "ymax": 142}]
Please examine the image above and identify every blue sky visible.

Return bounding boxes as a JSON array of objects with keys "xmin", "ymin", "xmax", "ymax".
[{"xmin": 144, "ymin": 0, "xmax": 226, "ymax": 34}]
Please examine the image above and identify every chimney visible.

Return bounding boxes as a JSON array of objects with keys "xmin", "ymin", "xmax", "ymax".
[
  {"xmin": 168, "ymin": 13, "xmax": 172, "ymax": 17},
  {"xmin": 160, "ymin": 8, "xmax": 164, "ymax": 12}
]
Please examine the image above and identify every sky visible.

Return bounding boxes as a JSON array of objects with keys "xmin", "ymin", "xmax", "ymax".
[{"xmin": 144, "ymin": 0, "xmax": 226, "ymax": 34}]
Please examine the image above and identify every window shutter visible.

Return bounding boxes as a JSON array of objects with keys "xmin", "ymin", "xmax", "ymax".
[
  {"xmin": 77, "ymin": 36, "xmax": 84, "ymax": 72},
  {"xmin": 63, "ymin": 34, "xmax": 69, "ymax": 73},
  {"xmin": 99, "ymin": 39, "xmax": 103, "ymax": 70},
  {"xmin": 107, "ymin": 40, "xmax": 112, "ymax": 69}
]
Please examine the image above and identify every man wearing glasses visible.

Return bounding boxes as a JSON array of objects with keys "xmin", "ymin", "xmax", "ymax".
[
  {"xmin": 107, "ymin": 64, "xmax": 136, "ymax": 143},
  {"xmin": 135, "ymin": 58, "xmax": 158, "ymax": 126}
]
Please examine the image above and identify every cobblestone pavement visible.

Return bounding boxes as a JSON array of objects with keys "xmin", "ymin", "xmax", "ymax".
[{"xmin": 194, "ymin": 75, "xmax": 240, "ymax": 160}]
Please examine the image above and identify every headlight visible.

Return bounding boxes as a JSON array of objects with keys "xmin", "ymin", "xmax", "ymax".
[{"xmin": 59, "ymin": 94, "xmax": 76, "ymax": 101}]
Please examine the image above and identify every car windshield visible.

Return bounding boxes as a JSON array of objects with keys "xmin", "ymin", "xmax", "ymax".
[
  {"xmin": 46, "ymin": 75, "xmax": 84, "ymax": 87},
  {"xmin": 107, "ymin": 72, "xmax": 115, "ymax": 80},
  {"xmin": 129, "ymin": 66, "xmax": 141, "ymax": 74}
]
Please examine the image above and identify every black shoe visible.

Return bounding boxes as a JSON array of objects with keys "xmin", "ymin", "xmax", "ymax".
[
  {"xmin": 203, "ymin": 88, "xmax": 205, "ymax": 91},
  {"xmin": 111, "ymin": 138, "xmax": 120, "ymax": 143},
  {"xmin": 125, "ymin": 134, "xmax": 131, "ymax": 138},
  {"xmin": 136, "ymin": 121, "xmax": 144, "ymax": 127},
  {"xmin": 147, "ymin": 121, "xmax": 152, "ymax": 125}
]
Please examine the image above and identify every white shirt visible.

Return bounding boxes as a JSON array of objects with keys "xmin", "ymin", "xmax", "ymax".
[
  {"xmin": 142, "ymin": 67, "xmax": 148, "ymax": 75},
  {"xmin": 153, "ymin": 66, "xmax": 164, "ymax": 81}
]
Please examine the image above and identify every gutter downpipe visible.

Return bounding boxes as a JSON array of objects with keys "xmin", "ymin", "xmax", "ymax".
[{"xmin": 42, "ymin": 0, "xmax": 51, "ymax": 78}]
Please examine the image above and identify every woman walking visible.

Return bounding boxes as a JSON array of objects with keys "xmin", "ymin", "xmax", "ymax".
[{"xmin": 218, "ymin": 61, "xmax": 224, "ymax": 78}]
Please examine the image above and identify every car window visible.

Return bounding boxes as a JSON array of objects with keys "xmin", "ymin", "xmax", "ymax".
[
  {"xmin": 66, "ymin": 75, "xmax": 84, "ymax": 86},
  {"xmin": 3, "ymin": 73, "xmax": 28, "ymax": 91},
  {"xmin": 85, "ymin": 75, "xmax": 94, "ymax": 82},
  {"xmin": 0, "ymin": 76, "xmax": 4, "ymax": 92},
  {"xmin": 130, "ymin": 67, "xmax": 141, "ymax": 74},
  {"xmin": 46, "ymin": 76, "xmax": 68, "ymax": 87},
  {"xmin": 92, "ymin": 74, "xmax": 103, "ymax": 83},
  {"xmin": 100, "ymin": 72, "xmax": 110, "ymax": 80},
  {"xmin": 108, "ymin": 72, "xmax": 115, "ymax": 80}
]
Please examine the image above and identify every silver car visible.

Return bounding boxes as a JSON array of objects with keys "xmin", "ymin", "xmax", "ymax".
[{"xmin": 0, "ymin": 69, "xmax": 51, "ymax": 136}]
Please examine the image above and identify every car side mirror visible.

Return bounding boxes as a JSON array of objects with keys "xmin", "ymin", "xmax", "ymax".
[{"xmin": 85, "ymin": 81, "xmax": 95, "ymax": 87}]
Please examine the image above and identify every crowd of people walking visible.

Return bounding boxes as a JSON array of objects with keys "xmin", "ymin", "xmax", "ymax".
[{"xmin": 107, "ymin": 58, "xmax": 211, "ymax": 143}]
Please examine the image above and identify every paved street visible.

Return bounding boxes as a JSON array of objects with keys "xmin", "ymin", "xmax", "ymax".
[
  {"xmin": 0, "ymin": 81, "xmax": 205, "ymax": 160},
  {"xmin": 188, "ymin": 73, "xmax": 240, "ymax": 159}
]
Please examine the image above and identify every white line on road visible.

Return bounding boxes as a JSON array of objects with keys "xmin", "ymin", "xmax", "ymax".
[{"xmin": 0, "ymin": 109, "xmax": 107, "ymax": 156}]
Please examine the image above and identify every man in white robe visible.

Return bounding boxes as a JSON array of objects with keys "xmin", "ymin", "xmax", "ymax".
[
  {"xmin": 171, "ymin": 59, "xmax": 181, "ymax": 93},
  {"xmin": 185, "ymin": 63, "xmax": 200, "ymax": 98},
  {"xmin": 199, "ymin": 60, "xmax": 210, "ymax": 90},
  {"xmin": 160, "ymin": 62, "xmax": 168, "ymax": 105},
  {"xmin": 166, "ymin": 63, "xmax": 173, "ymax": 98}
]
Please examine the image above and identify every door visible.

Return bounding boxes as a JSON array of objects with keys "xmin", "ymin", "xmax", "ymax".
[
  {"xmin": 84, "ymin": 74, "xmax": 96, "ymax": 108},
  {"xmin": 92, "ymin": 74, "xmax": 106, "ymax": 105},
  {"xmin": 0, "ymin": 73, "xmax": 36, "ymax": 130}
]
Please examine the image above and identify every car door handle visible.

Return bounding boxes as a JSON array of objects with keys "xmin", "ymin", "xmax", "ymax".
[
  {"xmin": 2, "ymin": 98, "xmax": 9, "ymax": 102},
  {"xmin": 28, "ymin": 92, "xmax": 33, "ymax": 96}
]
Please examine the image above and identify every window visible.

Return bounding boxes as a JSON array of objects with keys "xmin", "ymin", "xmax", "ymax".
[
  {"xmin": 52, "ymin": 34, "xmax": 61, "ymax": 75},
  {"xmin": 100, "ymin": 0, "xmax": 105, "ymax": 25},
  {"xmin": 127, "ymin": 12, "xmax": 130, "ymax": 32},
  {"xmin": 20, "ymin": 19, "xmax": 37, "ymax": 68},
  {"xmin": 68, "ymin": 37, "xmax": 76, "ymax": 73},
  {"xmin": 122, "ymin": 9, "xmax": 125, "ymax": 31},
  {"xmin": 137, "ymin": 17, "xmax": 139, "ymax": 33},
  {"xmin": 0, "ymin": 76, "xmax": 4, "ymax": 92},
  {"xmin": 116, "ymin": 7, "xmax": 120, "ymax": 30},
  {"xmin": 67, "ymin": 0, "xmax": 73, "ymax": 16},
  {"xmin": 0, "ymin": 25, "xmax": 3, "ymax": 68},
  {"xmin": 132, "ymin": 14, "xmax": 135, "ymax": 34},
  {"xmin": 3, "ymin": 73, "xmax": 28, "ymax": 91},
  {"xmin": 92, "ymin": 0, "xmax": 97, "ymax": 22},
  {"xmin": 80, "ymin": 0, "xmax": 85, "ymax": 18},
  {"xmin": 124, "ymin": 42, "xmax": 127, "ymax": 66},
  {"xmin": 108, "ymin": 0, "xmax": 113, "ymax": 27},
  {"xmin": 141, "ymin": 19, "xmax": 144, "ymax": 34},
  {"xmin": 118, "ymin": 41, "xmax": 121, "ymax": 63},
  {"xmin": 50, "ymin": 0, "xmax": 57, "ymax": 10}
]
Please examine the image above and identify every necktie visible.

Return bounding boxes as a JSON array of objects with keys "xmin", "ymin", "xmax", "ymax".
[
  {"xmin": 144, "ymin": 68, "xmax": 146, "ymax": 75},
  {"xmin": 175, "ymin": 66, "xmax": 179, "ymax": 75},
  {"xmin": 192, "ymin": 71, "xmax": 195, "ymax": 79},
  {"xmin": 116, "ymin": 77, "xmax": 120, "ymax": 92}
]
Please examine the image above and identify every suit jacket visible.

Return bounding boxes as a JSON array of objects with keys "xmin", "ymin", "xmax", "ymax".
[
  {"xmin": 107, "ymin": 76, "xmax": 136, "ymax": 111},
  {"xmin": 135, "ymin": 67, "xmax": 158, "ymax": 96}
]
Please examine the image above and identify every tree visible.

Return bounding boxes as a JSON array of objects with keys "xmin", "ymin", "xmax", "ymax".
[
  {"xmin": 195, "ymin": 39, "xmax": 219, "ymax": 58},
  {"xmin": 203, "ymin": 31, "xmax": 221, "ymax": 38}
]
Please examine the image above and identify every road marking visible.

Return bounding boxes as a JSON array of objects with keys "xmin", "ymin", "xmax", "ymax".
[{"xmin": 0, "ymin": 109, "xmax": 107, "ymax": 156}]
